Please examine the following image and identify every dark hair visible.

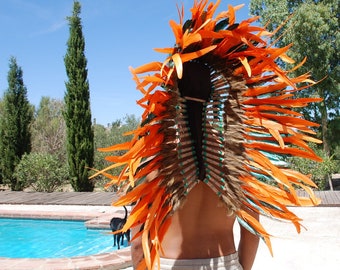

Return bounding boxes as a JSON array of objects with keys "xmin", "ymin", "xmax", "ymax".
[{"xmin": 178, "ymin": 61, "xmax": 212, "ymax": 180}]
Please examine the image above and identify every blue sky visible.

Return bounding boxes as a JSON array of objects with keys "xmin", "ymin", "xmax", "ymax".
[{"xmin": 0, "ymin": 0, "xmax": 251, "ymax": 125}]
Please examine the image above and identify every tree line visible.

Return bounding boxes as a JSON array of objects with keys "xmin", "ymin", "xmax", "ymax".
[
  {"xmin": 0, "ymin": 91, "xmax": 139, "ymax": 192},
  {"xmin": 250, "ymin": 0, "xmax": 340, "ymax": 189},
  {"xmin": 0, "ymin": 1, "xmax": 139, "ymax": 192},
  {"xmin": 0, "ymin": 0, "xmax": 339, "ymax": 192}
]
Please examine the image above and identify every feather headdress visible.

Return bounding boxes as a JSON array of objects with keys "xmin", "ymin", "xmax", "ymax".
[{"xmin": 94, "ymin": 1, "xmax": 322, "ymax": 269}]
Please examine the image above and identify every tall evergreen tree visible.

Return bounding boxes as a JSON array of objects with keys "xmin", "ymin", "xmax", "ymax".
[
  {"xmin": 64, "ymin": 1, "xmax": 94, "ymax": 191},
  {"xmin": 250, "ymin": 0, "xmax": 340, "ymax": 156},
  {"xmin": 0, "ymin": 57, "xmax": 33, "ymax": 190}
]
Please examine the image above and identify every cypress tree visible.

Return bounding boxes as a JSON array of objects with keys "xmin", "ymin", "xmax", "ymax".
[
  {"xmin": 64, "ymin": 1, "xmax": 94, "ymax": 191},
  {"xmin": 0, "ymin": 57, "xmax": 33, "ymax": 190}
]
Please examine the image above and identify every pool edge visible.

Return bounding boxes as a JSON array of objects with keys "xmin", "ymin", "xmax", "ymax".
[{"xmin": 0, "ymin": 247, "xmax": 132, "ymax": 270}]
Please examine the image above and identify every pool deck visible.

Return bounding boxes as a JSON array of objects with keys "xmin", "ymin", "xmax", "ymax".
[
  {"xmin": 1, "ymin": 190, "xmax": 339, "ymax": 206},
  {"xmin": 0, "ymin": 190, "xmax": 339, "ymax": 269}
]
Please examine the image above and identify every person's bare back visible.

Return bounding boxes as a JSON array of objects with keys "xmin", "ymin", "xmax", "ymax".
[
  {"xmin": 131, "ymin": 179, "xmax": 259, "ymax": 269},
  {"xmin": 160, "ymin": 181, "xmax": 237, "ymax": 259}
]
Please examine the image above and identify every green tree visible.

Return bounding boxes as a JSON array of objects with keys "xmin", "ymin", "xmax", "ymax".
[
  {"xmin": 32, "ymin": 97, "xmax": 67, "ymax": 162},
  {"xmin": 250, "ymin": 0, "xmax": 340, "ymax": 156},
  {"xmin": 64, "ymin": 1, "xmax": 94, "ymax": 191},
  {"xmin": 93, "ymin": 115, "xmax": 139, "ymax": 190},
  {"xmin": 14, "ymin": 152, "xmax": 69, "ymax": 192},
  {"xmin": 0, "ymin": 57, "xmax": 33, "ymax": 190},
  {"xmin": 0, "ymin": 99, "xmax": 4, "ymax": 185}
]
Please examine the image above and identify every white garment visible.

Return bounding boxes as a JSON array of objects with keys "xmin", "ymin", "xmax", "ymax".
[{"xmin": 155, "ymin": 252, "xmax": 243, "ymax": 270}]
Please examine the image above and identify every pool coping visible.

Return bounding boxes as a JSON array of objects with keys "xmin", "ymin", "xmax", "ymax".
[{"xmin": 0, "ymin": 204, "xmax": 133, "ymax": 270}]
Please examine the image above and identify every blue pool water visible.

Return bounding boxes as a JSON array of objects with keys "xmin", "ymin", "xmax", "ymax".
[{"xmin": 0, "ymin": 218, "xmax": 128, "ymax": 258}]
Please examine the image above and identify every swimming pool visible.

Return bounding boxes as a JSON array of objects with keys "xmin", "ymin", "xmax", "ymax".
[{"xmin": 0, "ymin": 218, "xmax": 128, "ymax": 258}]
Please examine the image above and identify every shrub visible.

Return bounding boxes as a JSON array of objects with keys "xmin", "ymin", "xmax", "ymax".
[
  {"xmin": 14, "ymin": 153, "xmax": 69, "ymax": 192},
  {"xmin": 289, "ymin": 144, "xmax": 338, "ymax": 190}
]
